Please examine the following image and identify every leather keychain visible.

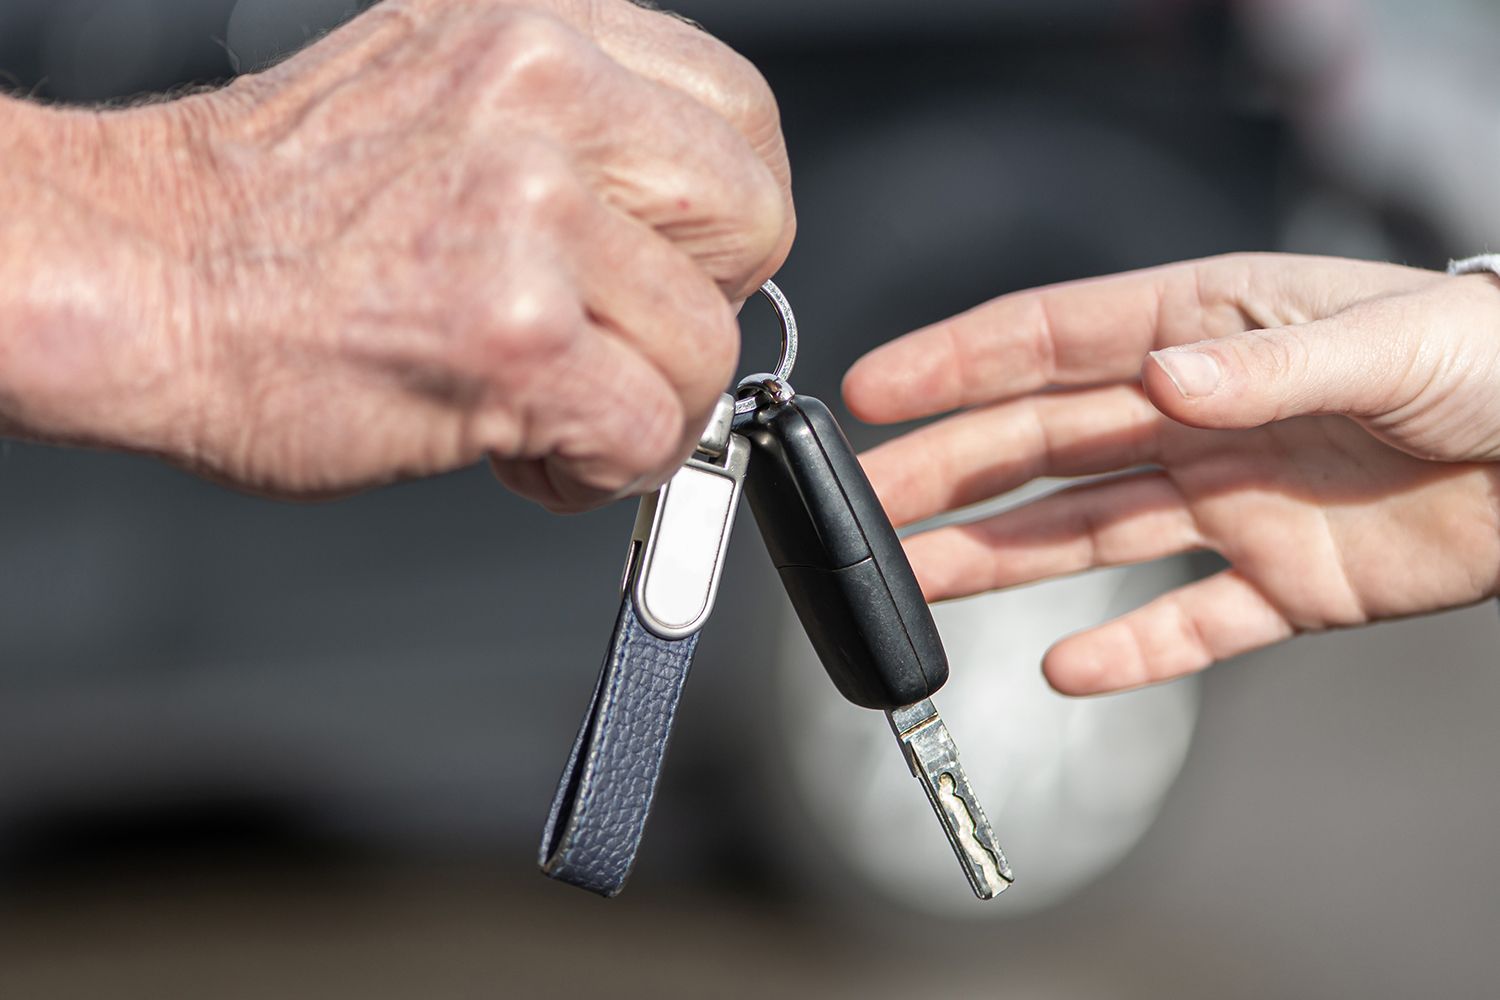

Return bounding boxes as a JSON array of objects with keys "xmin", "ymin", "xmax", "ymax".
[{"xmin": 538, "ymin": 282, "xmax": 796, "ymax": 896}]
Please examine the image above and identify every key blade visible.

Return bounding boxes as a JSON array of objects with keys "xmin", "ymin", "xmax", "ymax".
[{"xmin": 887, "ymin": 699, "xmax": 1014, "ymax": 900}]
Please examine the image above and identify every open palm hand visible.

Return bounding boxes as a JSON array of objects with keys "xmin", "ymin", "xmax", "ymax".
[{"xmin": 843, "ymin": 254, "xmax": 1500, "ymax": 694}]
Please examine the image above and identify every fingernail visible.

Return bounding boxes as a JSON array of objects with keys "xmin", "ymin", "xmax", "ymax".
[{"xmin": 1150, "ymin": 349, "xmax": 1221, "ymax": 398}]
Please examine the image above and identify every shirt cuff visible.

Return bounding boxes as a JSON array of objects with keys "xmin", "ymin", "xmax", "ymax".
[{"xmin": 1448, "ymin": 254, "xmax": 1500, "ymax": 278}]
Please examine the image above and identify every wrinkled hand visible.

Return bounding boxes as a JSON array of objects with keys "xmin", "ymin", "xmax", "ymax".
[
  {"xmin": 843, "ymin": 254, "xmax": 1500, "ymax": 695},
  {"xmin": 1, "ymin": 0, "xmax": 793, "ymax": 508}
]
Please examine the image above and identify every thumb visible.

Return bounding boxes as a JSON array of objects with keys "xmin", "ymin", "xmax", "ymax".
[{"xmin": 1142, "ymin": 315, "xmax": 1412, "ymax": 430}]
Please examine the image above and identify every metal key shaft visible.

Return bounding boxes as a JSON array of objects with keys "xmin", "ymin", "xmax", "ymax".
[{"xmin": 888, "ymin": 699, "xmax": 1014, "ymax": 899}]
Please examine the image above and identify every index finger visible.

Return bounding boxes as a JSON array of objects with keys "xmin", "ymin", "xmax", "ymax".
[
  {"xmin": 586, "ymin": 1, "xmax": 791, "ymax": 185},
  {"xmin": 424, "ymin": 1, "xmax": 793, "ymax": 223},
  {"xmin": 545, "ymin": 1, "xmax": 793, "ymax": 240},
  {"xmin": 842, "ymin": 253, "xmax": 1439, "ymax": 425},
  {"xmin": 842, "ymin": 259, "xmax": 1212, "ymax": 425}
]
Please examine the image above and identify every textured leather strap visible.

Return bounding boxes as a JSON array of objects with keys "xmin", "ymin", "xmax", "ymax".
[{"xmin": 538, "ymin": 592, "xmax": 700, "ymax": 896}]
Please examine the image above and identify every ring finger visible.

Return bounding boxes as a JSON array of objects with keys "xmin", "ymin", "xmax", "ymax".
[{"xmin": 904, "ymin": 470, "xmax": 1208, "ymax": 602}]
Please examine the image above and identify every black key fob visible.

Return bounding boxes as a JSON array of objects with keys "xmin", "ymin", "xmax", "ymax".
[{"xmin": 735, "ymin": 393, "xmax": 949, "ymax": 710}]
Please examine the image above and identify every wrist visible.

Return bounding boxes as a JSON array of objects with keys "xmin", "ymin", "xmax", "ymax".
[{"xmin": 0, "ymin": 95, "xmax": 219, "ymax": 457}]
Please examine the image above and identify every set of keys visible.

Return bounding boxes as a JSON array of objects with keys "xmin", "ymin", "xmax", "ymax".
[{"xmin": 539, "ymin": 281, "xmax": 1013, "ymax": 900}]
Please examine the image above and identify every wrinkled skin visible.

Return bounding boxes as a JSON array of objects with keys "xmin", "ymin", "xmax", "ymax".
[
  {"xmin": 0, "ymin": 0, "xmax": 794, "ymax": 509},
  {"xmin": 844, "ymin": 254, "xmax": 1500, "ymax": 695}
]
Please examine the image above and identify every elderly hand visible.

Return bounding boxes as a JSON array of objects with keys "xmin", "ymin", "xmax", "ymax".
[
  {"xmin": 0, "ymin": 0, "xmax": 793, "ymax": 509},
  {"xmin": 843, "ymin": 254, "xmax": 1500, "ymax": 695}
]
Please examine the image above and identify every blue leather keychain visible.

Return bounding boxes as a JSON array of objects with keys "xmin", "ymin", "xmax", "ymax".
[
  {"xmin": 540, "ymin": 280, "xmax": 1010, "ymax": 901},
  {"xmin": 538, "ymin": 282, "xmax": 796, "ymax": 897}
]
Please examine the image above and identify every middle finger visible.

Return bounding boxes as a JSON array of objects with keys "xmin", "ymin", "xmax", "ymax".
[{"xmin": 860, "ymin": 383, "xmax": 1170, "ymax": 528}]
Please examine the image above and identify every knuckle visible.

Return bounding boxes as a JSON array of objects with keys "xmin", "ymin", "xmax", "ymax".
[
  {"xmin": 1241, "ymin": 327, "xmax": 1308, "ymax": 381},
  {"xmin": 721, "ymin": 135, "xmax": 786, "ymax": 225},
  {"xmin": 1204, "ymin": 252, "xmax": 1255, "ymax": 295},
  {"xmin": 1206, "ymin": 250, "xmax": 1253, "ymax": 271},
  {"xmin": 464, "ymin": 409, "xmax": 526, "ymax": 463},
  {"xmin": 438, "ymin": 146, "xmax": 585, "ymax": 237},
  {"xmin": 659, "ymin": 20, "xmax": 783, "ymax": 148},
  {"xmin": 477, "ymin": 8, "xmax": 595, "ymax": 100},
  {"xmin": 740, "ymin": 162, "xmax": 789, "ymax": 255},
  {"xmin": 717, "ymin": 48, "xmax": 782, "ymax": 137},
  {"xmin": 490, "ymin": 144, "xmax": 587, "ymax": 225},
  {"xmin": 1025, "ymin": 293, "xmax": 1063, "ymax": 379},
  {"xmin": 702, "ymin": 152, "xmax": 786, "ymax": 278},
  {"xmin": 463, "ymin": 281, "xmax": 583, "ymax": 384}
]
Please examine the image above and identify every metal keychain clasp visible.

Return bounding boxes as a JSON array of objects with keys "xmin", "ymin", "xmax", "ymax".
[
  {"xmin": 621, "ymin": 280, "xmax": 799, "ymax": 640},
  {"xmin": 623, "ymin": 395, "xmax": 748, "ymax": 639}
]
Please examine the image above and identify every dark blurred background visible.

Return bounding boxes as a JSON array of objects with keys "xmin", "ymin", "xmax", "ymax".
[{"xmin": 3, "ymin": 1, "xmax": 1499, "ymax": 997}]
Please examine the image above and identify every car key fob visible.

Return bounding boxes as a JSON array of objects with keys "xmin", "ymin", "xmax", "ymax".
[
  {"xmin": 736, "ymin": 381, "xmax": 1012, "ymax": 898},
  {"xmin": 734, "ymin": 392, "xmax": 949, "ymax": 710}
]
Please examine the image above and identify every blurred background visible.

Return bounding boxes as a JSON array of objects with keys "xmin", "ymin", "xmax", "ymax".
[{"xmin": 2, "ymin": 0, "xmax": 1499, "ymax": 997}]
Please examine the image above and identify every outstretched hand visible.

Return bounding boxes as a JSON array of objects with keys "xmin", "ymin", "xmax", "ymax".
[{"xmin": 843, "ymin": 254, "xmax": 1500, "ymax": 695}]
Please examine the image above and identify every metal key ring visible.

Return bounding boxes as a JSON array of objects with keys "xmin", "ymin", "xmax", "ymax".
[{"xmin": 733, "ymin": 280, "xmax": 798, "ymax": 415}]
